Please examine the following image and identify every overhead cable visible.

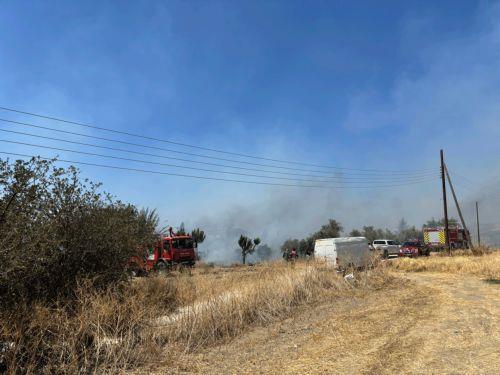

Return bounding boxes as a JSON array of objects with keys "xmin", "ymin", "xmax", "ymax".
[
  {"xmin": 0, "ymin": 151, "xmax": 439, "ymax": 190},
  {"xmin": 0, "ymin": 106, "xmax": 436, "ymax": 174}
]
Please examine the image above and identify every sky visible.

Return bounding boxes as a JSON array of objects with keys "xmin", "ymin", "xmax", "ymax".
[{"xmin": 1, "ymin": 1, "xmax": 499, "ymax": 258}]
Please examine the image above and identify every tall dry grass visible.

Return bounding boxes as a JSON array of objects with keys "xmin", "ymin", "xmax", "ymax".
[
  {"xmin": 0, "ymin": 260, "xmax": 391, "ymax": 374},
  {"xmin": 1, "ymin": 276, "xmax": 179, "ymax": 374},
  {"xmin": 388, "ymin": 250, "xmax": 500, "ymax": 279}
]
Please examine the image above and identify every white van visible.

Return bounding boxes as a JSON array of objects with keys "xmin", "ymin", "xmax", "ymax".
[{"xmin": 314, "ymin": 237, "xmax": 371, "ymax": 268}]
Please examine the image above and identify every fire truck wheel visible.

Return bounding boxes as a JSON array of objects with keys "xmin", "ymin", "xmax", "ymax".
[
  {"xmin": 156, "ymin": 261, "xmax": 169, "ymax": 276},
  {"xmin": 126, "ymin": 265, "xmax": 140, "ymax": 278}
]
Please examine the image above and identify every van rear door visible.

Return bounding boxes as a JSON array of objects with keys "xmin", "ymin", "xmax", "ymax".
[{"xmin": 314, "ymin": 240, "xmax": 337, "ymax": 266}]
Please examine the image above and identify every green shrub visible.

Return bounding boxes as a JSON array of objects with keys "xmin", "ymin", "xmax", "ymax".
[{"xmin": 0, "ymin": 157, "xmax": 156, "ymax": 308}]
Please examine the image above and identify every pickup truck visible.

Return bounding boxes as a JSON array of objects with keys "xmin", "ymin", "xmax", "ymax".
[{"xmin": 372, "ymin": 239, "xmax": 400, "ymax": 259}]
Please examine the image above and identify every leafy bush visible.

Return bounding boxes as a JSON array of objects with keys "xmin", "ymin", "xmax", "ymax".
[{"xmin": 0, "ymin": 157, "xmax": 157, "ymax": 307}]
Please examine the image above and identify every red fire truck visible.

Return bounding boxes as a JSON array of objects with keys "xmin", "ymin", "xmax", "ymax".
[
  {"xmin": 423, "ymin": 225, "xmax": 468, "ymax": 250},
  {"xmin": 127, "ymin": 230, "xmax": 197, "ymax": 276}
]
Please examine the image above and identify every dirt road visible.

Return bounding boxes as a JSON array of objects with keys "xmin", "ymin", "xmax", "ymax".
[{"xmin": 182, "ymin": 272, "xmax": 499, "ymax": 374}]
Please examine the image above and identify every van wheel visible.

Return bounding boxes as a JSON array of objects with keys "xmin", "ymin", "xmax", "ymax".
[{"xmin": 383, "ymin": 250, "xmax": 389, "ymax": 259}]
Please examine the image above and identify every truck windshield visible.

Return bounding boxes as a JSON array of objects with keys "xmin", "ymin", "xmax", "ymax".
[{"xmin": 172, "ymin": 238, "xmax": 194, "ymax": 249}]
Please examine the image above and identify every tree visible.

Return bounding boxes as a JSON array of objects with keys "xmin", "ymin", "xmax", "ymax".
[
  {"xmin": 358, "ymin": 226, "xmax": 397, "ymax": 243},
  {"xmin": 398, "ymin": 218, "xmax": 408, "ymax": 233},
  {"xmin": 137, "ymin": 208, "xmax": 161, "ymax": 244},
  {"xmin": 298, "ymin": 238, "xmax": 311, "ymax": 256},
  {"xmin": 191, "ymin": 228, "xmax": 206, "ymax": 244},
  {"xmin": 0, "ymin": 157, "xmax": 157, "ymax": 306},
  {"xmin": 238, "ymin": 235, "xmax": 261, "ymax": 264},
  {"xmin": 423, "ymin": 217, "xmax": 458, "ymax": 228},
  {"xmin": 256, "ymin": 244, "xmax": 273, "ymax": 261},
  {"xmin": 280, "ymin": 219, "xmax": 343, "ymax": 258},
  {"xmin": 361, "ymin": 226, "xmax": 378, "ymax": 243},
  {"xmin": 349, "ymin": 229, "xmax": 362, "ymax": 237},
  {"xmin": 313, "ymin": 219, "xmax": 343, "ymax": 239},
  {"xmin": 399, "ymin": 226, "xmax": 422, "ymax": 242}
]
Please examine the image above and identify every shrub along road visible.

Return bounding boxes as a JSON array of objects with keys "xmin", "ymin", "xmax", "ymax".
[{"xmin": 172, "ymin": 271, "xmax": 499, "ymax": 374}]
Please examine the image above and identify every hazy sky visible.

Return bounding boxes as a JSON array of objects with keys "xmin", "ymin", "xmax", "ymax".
[{"xmin": 1, "ymin": 1, "xmax": 499, "ymax": 252}]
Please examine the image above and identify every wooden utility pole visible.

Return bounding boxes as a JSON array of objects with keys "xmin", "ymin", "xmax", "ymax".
[
  {"xmin": 476, "ymin": 201, "xmax": 481, "ymax": 246},
  {"xmin": 440, "ymin": 150, "xmax": 451, "ymax": 251},
  {"xmin": 444, "ymin": 165, "xmax": 474, "ymax": 250}
]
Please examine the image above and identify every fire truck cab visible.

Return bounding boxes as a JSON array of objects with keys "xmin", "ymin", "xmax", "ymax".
[{"xmin": 127, "ymin": 234, "xmax": 197, "ymax": 276}]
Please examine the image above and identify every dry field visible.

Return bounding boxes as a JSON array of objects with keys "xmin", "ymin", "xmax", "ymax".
[
  {"xmin": 2, "ymin": 252, "xmax": 499, "ymax": 374},
  {"xmin": 387, "ymin": 248, "xmax": 500, "ymax": 279},
  {"xmin": 1, "ymin": 260, "xmax": 388, "ymax": 373},
  {"xmin": 167, "ymin": 252, "xmax": 499, "ymax": 374}
]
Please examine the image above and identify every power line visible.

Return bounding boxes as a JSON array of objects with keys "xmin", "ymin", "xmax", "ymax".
[
  {"xmin": 451, "ymin": 171, "xmax": 475, "ymax": 186},
  {"xmin": 0, "ymin": 117, "xmax": 438, "ymax": 177},
  {"xmin": 0, "ymin": 105, "xmax": 436, "ymax": 174},
  {"xmin": 478, "ymin": 228, "xmax": 500, "ymax": 235},
  {"xmin": 0, "ymin": 151, "xmax": 439, "ymax": 190},
  {"xmin": 0, "ymin": 139, "xmax": 439, "ymax": 186},
  {"xmin": 447, "ymin": 175, "xmax": 474, "ymax": 193},
  {"xmin": 449, "ymin": 170, "xmax": 475, "ymax": 188},
  {"xmin": 0, "ymin": 127, "xmax": 439, "ymax": 182}
]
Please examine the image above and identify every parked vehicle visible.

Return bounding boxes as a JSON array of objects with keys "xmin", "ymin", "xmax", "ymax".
[
  {"xmin": 314, "ymin": 237, "xmax": 371, "ymax": 269},
  {"xmin": 372, "ymin": 239, "xmax": 400, "ymax": 259},
  {"xmin": 127, "ymin": 233, "xmax": 197, "ymax": 276},
  {"xmin": 398, "ymin": 240, "xmax": 429, "ymax": 257},
  {"xmin": 423, "ymin": 225, "xmax": 468, "ymax": 250}
]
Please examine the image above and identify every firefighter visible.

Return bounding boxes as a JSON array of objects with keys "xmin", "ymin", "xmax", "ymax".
[
  {"xmin": 283, "ymin": 248, "xmax": 290, "ymax": 260},
  {"xmin": 290, "ymin": 248, "xmax": 297, "ymax": 260}
]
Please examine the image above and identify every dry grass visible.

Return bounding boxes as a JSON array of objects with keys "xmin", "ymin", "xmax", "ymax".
[
  {"xmin": 388, "ymin": 249, "xmax": 500, "ymax": 279},
  {"xmin": 432, "ymin": 245, "xmax": 492, "ymax": 257},
  {"xmin": 0, "ymin": 260, "xmax": 391, "ymax": 374},
  {"xmin": 1, "ymin": 276, "xmax": 179, "ymax": 374},
  {"xmin": 177, "ymin": 252, "xmax": 500, "ymax": 374},
  {"xmin": 185, "ymin": 269, "xmax": 500, "ymax": 375},
  {"xmin": 2, "ymin": 253, "xmax": 499, "ymax": 374},
  {"xmin": 158, "ymin": 261, "xmax": 391, "ymax": 352}
]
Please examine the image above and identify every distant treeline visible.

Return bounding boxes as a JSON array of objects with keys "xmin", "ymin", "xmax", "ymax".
[{"xmin": 281, "ymin": 217, "xmax": 459, "ymax": 257}]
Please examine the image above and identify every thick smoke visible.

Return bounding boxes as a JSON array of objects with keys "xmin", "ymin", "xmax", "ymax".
[
  {"xmin": 190, "ymin": 187, "xmax": 429, "ymax": 264},
  {"xmin": 459, "ymin": 179, "xmax": 500, "ymax": 247},
  {"xmin": 192, "ymin": 188, "xmax": 344, "ymax": 264}
]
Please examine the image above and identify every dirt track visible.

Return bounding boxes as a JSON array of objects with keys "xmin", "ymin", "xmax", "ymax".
[{"xmin": 184, "ymin": 272, "xmax": 499, "ymax": 374}]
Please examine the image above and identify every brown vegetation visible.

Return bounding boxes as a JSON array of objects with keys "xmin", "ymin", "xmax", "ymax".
[
  {"xmin": 388, "ymin": 250, "xmax": 500, "ymax": 279},
  {"xmin": 2, "ymin": 252, "xmax": 499, "ymax": 374},
  {"xmin": 0, "ymin": 261, "xmax": 391, "ymax": 373}
]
